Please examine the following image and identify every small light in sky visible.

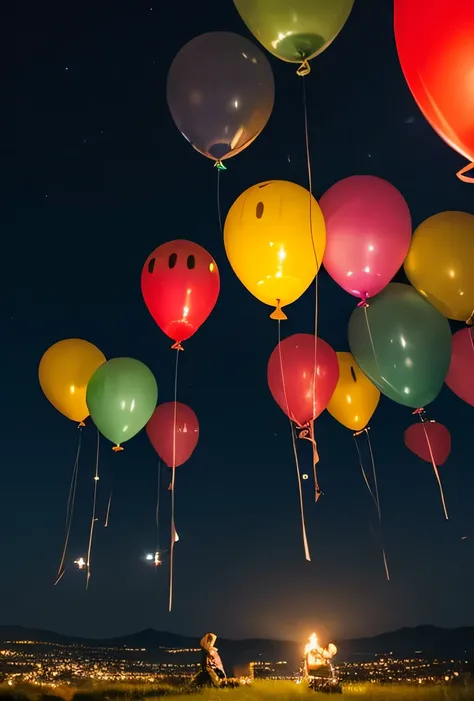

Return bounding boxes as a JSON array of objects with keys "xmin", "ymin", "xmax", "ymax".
[{"xmin": 65, "ymin": 67, "xmax": 69, "ymax": 71}]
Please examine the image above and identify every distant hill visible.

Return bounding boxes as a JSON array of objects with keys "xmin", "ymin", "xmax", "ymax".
[{"xmin": 0, "ymin": 624, "xmax": 473, "ymax": 665}]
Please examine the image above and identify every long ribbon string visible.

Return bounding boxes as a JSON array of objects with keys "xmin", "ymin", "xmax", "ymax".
[
  {"xmin": 54, "ymin": 426, "xmax": 83, "ymax": 585},
  {"xmin": 353, "ymin": 429, "xmax": 390, "ymax": 581},
  {"xmin": 278, "ymin": 319, "xmax": 311, "ymax": 562},
  {"xmin": 86, "ymin": 429, "xmax": 100, "ymax": 590},
  {"xmin": 298, "ymin": 421, "xmax": 321, "ymax": 501},
  {"xmin": 169, "ymin": 347, "xmax": 180, "ymax": 612},
  {"xmin": 415, "ymin": 413, "xmax": 449, "ymax": 521},
  {"xmin": 104, "ymin": 492, "xmax": 112, "ymax": 528},
  {"xmin": 302, "ymin": 74, "xmax": 320, "ymax": 478}
]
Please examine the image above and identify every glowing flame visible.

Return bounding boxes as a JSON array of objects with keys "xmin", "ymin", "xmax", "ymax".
[{"xmin": 304, "ymin": 633, "xmax": 318, "ymax": 656}]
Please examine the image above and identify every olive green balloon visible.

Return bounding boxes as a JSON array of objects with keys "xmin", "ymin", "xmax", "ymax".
[
  {"xmin": 233, "ymin": 0, "xmax": 355, "ymax": 65},
  {"xmin": 86, "ymin": 358, "xmax": 158, "ymax": 448},
  {"xmin": 348, "ymin": 283, "xmax": 452, "ymax": 409}
]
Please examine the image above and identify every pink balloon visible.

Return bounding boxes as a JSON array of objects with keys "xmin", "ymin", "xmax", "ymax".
[
  {"xmin": 320, "ymin": 175, "xmax": 412, "ymax": 299},
  {"xmin": 404, "ymin": 421, "xmax": 451, "ymax": 466},
  {"xmin": 267, "ymin": 334, "xmax": 339, "ymax": 426},
  {"xmin": 445, "ymin": 327, "xmax": 474, "ymax": 406}
]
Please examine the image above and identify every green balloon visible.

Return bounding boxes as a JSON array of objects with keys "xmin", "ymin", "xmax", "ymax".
[
  {"xmin": 348, "ymin": 283, "xmax": 452, "ymax": 409},
  {"xmin": 86, "ymin": 358, "xmax": 158, "ymax": 447},
  {"xmin": 233, "ymin": 0, "xmax": 355, "ymax": 64}
]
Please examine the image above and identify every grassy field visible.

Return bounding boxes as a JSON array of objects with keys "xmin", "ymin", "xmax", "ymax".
[{"xmin": 0, "ymin": 681, "xmax": 472, "ymax": 701}]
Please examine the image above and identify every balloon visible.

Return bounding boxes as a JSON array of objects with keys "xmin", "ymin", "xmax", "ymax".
[
  {"xmin": 166, "ymin": 32, "xmax": 274, "ymax": 164},
  {"xmin": 224, "ymin": 180, "xmax": 326, "ymax": 318},
  {"xmin": 267, "ymin": 333, "xmax": 339, "ymax": 426},
  {"xmin": 394, "ymin": 0, "xmax": 474, "ymax": 180},
  {"xmin": 348, "ymin": 283, "xmax": 452, "ymax": 409},
  {"xmin": 86, "ymin": 358, "xmax": 158, "ymax": 449},
  {"xmin": 404, "ymin": 211, "xmax": 474, "ymax": 322},
  {"xmin": 445, "ymin": 327, "xmax": 474, "ymax": 406},
  {"xmin": 233, "ymin": 0, "xmax": 355, "ymax": 71},
  {"xmin": 146, "ymin": 402, "xmax": 199, "ymax": 467},
  {"xmin": 320, "ymin": 175, "xmax": 412, "ymax": 300},
  {"xmin": 39, "ymin": 339, "xmax": 106, "ymax": 423},
  {"xmin": 141, "ymin": 240, "xmax": 220, "ymax": 348},
  {"xmin": 404, "ymin": 421, "xmax": 451, "ymax": 466},
  {"xmin": 327, "ymin": 352, "xmax": 380, "ymax": 431}
]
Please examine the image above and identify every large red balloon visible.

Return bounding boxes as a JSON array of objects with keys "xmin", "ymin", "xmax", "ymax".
[
  {"xmin": 141, "ymin": 240, "xmax": 220, "ymax": 346},
  {"xmin": 146, "ymin": 402, "xmax": 199, "ymax": 467},
  {"xmin": 267, "ymin": 334, "xmax": 339, "ymax": 426},
  {"xmin": 445, "ymin": 327, "xmax": 474, "ymax": 406},
  {"xmin": 394, "ymin": 0, "xmax": 474, "ymax": 176},
  {"xmin": 404, "ymin": 421, "xmax": 451, "ymax": 466}
]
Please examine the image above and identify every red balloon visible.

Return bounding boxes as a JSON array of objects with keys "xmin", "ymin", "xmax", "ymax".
[
  {"xmin": 445, "ymin": 327, "xmax": 474, "ymax": 406},
  {"xmin": 267, "ymin": 333, "xmax": 339, "ymax": 426},
  {"xmin": 141, "ymin": 240, "xmax": 220, "ymax": 346},
  {"xmin": 146, "ymin": 402, "xmax": 199, "ymax": 467},
  {"xmin": 404, "ymin": 421, "xmax": 451, "ymax": 466},
  {"xmin": 394, "ymin": 0, "xmax": 474, "ymax": 175}
]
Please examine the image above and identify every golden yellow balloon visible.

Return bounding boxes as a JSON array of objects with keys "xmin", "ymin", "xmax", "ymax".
[
  {"xmin": 39, "ymin": 339, "xmax": 106, "ymax": 423},
  {"xmin": 224, "ymin": 180, "xmax": 326, "ymax": 318},
  {"xmin": 327, "ymin": 352, "xmax": 380, "ymax": 432},
  {"xmin": 404, "ymin": 211, "xmax": 474, "ymax": 322}
]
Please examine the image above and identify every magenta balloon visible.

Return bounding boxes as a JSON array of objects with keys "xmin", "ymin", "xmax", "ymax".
[
  {"xmin": 404, "ymin": 421, "xmax": 451, "ymax": 466},
  {"xmin": 445, "ymin": 327, "xmax": 474, "ymax": 406},
  {"xmin": 320, "ymin": 176, "xmax": 412, "ymax": 299}
]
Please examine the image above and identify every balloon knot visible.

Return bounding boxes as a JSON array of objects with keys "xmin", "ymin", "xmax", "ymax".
[
  {"xmin": 112, "ymin": 445, "xmax": 124, "ymax": 452},
  {"xmin": 214, "ymin": 160, "xmax": 227, "ymax": 171},
  {"xmin": 413, "ymin": 407, "xmax": 427, "ymax": 422},
  {"xmin": 456, "ymin": 161, "xmax": 474, "ymax": 183},
  {"xmin": 78, "ymin": 421, "xmax": 86, "ymax": 428},
  {"xmin": 296, "ymin": 60, "xmax": 311, "ymax": 77},
  {"xmin": 171, "ymin": 341, "xmax": 184, "ymax": 351},
  {"xmin": 270, "ymin": 299, "xmax": 288, "ymax": 321},
  {"xmin": 357, "ymin": 297, "xmax": 369, "ymax": 308}
]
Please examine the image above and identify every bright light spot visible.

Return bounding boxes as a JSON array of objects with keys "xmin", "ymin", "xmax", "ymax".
[
  {"xmin": 146, "ymin": 553, "xmax": 153, "ymax": 561},
  {"xmin": 130, "ymin": 399, "xmax": 135, "ymax": 412},
  {"xmin": 242, "ymin": 53, "xmax": 248, "ymax": 59},
  {"xmin": 278, "ymin": 247, "xmax": 286, "ymax": 261},
  {"xmin": 400, "ymin": 336, "xmax": 407, "ymax": 348},
  {"xmin": 233, "ymin": 99, "xmax": 239, "ymax": 109},
  {"xmin": 209, "ymin": 262, "xmax": 215, "ymax": 272},
  {"xmin": 122, "ymin": 424, "xmax": 129, "ymax": 432},
  {"xmin": 364, "ymin": 266, "xmax": 370, "ymax": 273},
  {"xmin": 403, "ymin": 387, "xmax": 410, "ymax": 394},
  {"xmin": 449, "ymin": 269, "xmax": 455, "ymax": 278},
  {"xmin": 347, "ymin": 271, "xmax": 353, "ymax": 276},
  {"xmin": 69, "ymin": 385, "xmax": 75, "ymax": 394},
  {"xmin": 368, "ymin": 244, "xmax": 374, "ymax": 252},
  {"xmin": 346, "ymin": 395, "xmax": 352, "ymax": 404},
  {"xmin": 302, "ymin": 474, "xmax": 309, "ymax": 480},
  {"xmin": 405, "ymin": 358, "xmax": 413, "ymax": 368}
]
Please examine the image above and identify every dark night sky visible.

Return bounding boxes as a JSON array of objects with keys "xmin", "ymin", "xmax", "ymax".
[{"xmin": 5, "ymin": 0, "xmax": 473, "ymax": 643}]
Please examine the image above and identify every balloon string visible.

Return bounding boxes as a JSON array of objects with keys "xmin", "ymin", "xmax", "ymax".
[
  {"xmin": 216, "ymin": 167, "xmax": 223, "ymax": 234},
  {"xmin": 414, "ymin": 409, "xmax": 449, "ymax": 520},
  {"xmin": 456, "ymin": 161, "xmax": 474, "ymax": 184},
  {"xmin": 297, "ymin": 59, "xmax": 311, "ymax": 77},
  {"xmin": 297, "ymin": 420, "xmax": 321, "ymax": 502},
  {"xmin": 104, "ymin": 491, "xmax": 112, "ymax": 528},
  {"xmin": 54, "ymin": 426, "xmax": 83, "ymax": 585},
  {"xmin": 278, "ymin": 319, "xmax": 311, "ymax": 562},
  {"xmin": 362, "ymin": 305, "xmax": 399, "ymax": 396},
  {"xmin": 169, "ymin": 347, "xmax": 180, "ymax": 612},
  {"xmin": 86, "ymin": 428, "xmax": 100, "ymax": 590},
  {"xmin": 353, "ymin": 428, "xmax": 390, "ymax": 581},
  {"xmin": 302, "ymin": 72, "xmax": 320, "ymax": 458},
  {"xmin": 156, "ymin": 459, "xmax": 162, "ymax": 548},
  {"xmin": 468, "ymin": 328, "xmax": 474, "ymax": 351}
]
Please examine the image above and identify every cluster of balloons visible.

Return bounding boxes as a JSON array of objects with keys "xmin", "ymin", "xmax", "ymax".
[
  {"xmin": 166, "ymin": 2, "xmax": 355, "ymax": 166},
  {"xmin": 39, "ymin": 339, "xmax": 199, "ymax": 467},
  {"xmin": 394, "ymin": 0, "xmax": 474, "ymax": 182}
]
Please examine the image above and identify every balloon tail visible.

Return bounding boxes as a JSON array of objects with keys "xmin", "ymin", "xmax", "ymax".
[
  {"xmin": 214, "ymin": 159, "xmax": 227, "ymax": 171},
  {"xmin": 171, "ymin": 341, "xmax": 184, "ymax": 351},
  {"xmin": 169, "ymin": 348, "xmax": 181, "ymax": 612},
  {"xmin": 104, "ymin": 491, "xmax": 112, "ymax": 528},
  {"xmin": 353, "ymin": 428, "xmax": 390, "ymax": 581},
  {"xmin": 456, "ymin": 161, "xmax": 474, "ymax": 183},
  {"xmin": 296, "ymin": 60, "xmax": 311, "ymax": 77},
  {"xmin": 278, "ymin": 320, "xmax": 311, "ymax": 561},
  {"xmin": 414, "ymin": 409, "xmax": 449, "ymax": 521},
  {"xmin": 78, "ymin": 421, "xmax": 86, "ymax": 428},
  {"xmin": 112, "ymin": 445, "xmax": 123, "ymax": 453},
  {"xmin": 55, "ymin": 426, "xmax": 83, "ymax": 585},
  {"xmin": 270, "ymin": 300, "xmax": 287, "ymax": 321},
  {"xmin": 298, "ymin": 420, "xmax": 322, "ymax": 502},
  {"xmin": 86, "ymin": 429, "xmax": 100, "ymax": 591}
]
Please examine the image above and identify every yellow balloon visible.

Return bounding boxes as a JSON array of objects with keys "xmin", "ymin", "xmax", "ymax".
[
  {"xmin": 39, "ymin": 339, "xmax": 106, "ymax": 423},
  {"xmin": 224, "ymin": 180, "xmax": 326, "ymax": 318},
  {"xmin": 404, "ymin": 211, "xmax": 474, "ymax": 322},
  {"xmin": 327, "ymin": 352, "xmax": 380, "ymax": 432}
]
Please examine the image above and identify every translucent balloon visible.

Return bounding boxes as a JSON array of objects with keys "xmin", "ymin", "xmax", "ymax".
[
  {"xmin": 404, "ymin": 421, "xmax": 451, "ymax": 466},
  {"xmin": 167, "ymin": 32, "xmax": 274, "ymax": 164},
  {"xmin": 39, "ymin": 339, "xmax": 106, "ymax": 423},
  {"xmin": 404, "ymin": 211, "xmax": 474, "ymax": 322},
  {"xmin": 327, "ymin": 352, "xmax": 380, "ymax": 431},
  {"xmin": 224, "ymin": 180, "xmax": 326, "ymax": 318}
]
